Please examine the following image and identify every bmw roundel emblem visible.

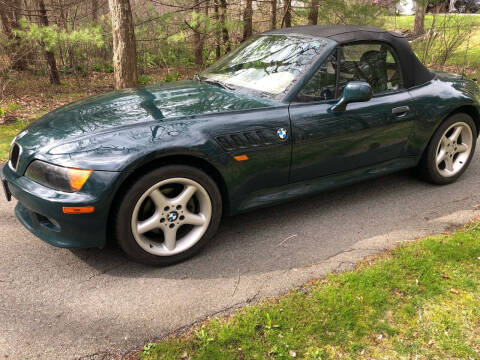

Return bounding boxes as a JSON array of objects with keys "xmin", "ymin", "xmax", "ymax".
[
  {"xmin": 168, "ymin": 211, "xmax": 178, "ymax": 222},
  {"xmin": 277, "ymin": 128, "xmax": 288, "ymax": 140}
]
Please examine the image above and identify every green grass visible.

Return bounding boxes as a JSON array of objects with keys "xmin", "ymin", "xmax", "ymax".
[
  {"xmin": 385, "ymin": 15, "xmax": 480, "ymax": 70},
  {"xmin": 0, "ymin": 110, "xmax": 44, "ymax": 162},
  {"xmin": 385, "ymin": 14, "xmax": 480, "ymax": 31},
  {"xmin": 141, "ymin": 222, "xmax": 480, "ymax": 360},
  {"xmin": 0, "ymin": 119, "xmax": 30, "ymax": 162},
  {"xmin": 4, "ymin": 102, "xmax": 20, "ymax": 112}
]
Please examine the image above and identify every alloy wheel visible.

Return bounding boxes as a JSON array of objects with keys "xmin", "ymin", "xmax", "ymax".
[
  {"xmin": 131, "ymin": 177, "xmax": 212, "ymax": 256},
  {"xmin": 435, "ymin": 121, "xmax": 473, "ymax": 178}
]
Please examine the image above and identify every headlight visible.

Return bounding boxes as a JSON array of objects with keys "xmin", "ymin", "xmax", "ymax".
[{"xmin": 25, "ymin": 160, "xmax": 93, "ymax": 193}]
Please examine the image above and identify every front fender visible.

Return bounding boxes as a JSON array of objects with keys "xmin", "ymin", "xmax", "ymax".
[{"xmin": 43, "ymin": 116, "xmax": 226, "ymax": 171}]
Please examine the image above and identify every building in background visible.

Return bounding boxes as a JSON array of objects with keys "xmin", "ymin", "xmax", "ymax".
[{"xmin": 396, "ymin": 0, "xmax": 416, "ymax": 14}]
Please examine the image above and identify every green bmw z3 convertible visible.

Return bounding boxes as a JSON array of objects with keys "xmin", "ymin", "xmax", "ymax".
[{"xmin": 2, "ymin": 25, "xmax": 480, "ymax": 265}]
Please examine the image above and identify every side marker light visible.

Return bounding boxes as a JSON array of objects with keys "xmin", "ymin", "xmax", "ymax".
[
  {"xmin": 62, "ymin": 206, "xmax": 95, "ymax": 214},
  {"xmin": 234, "ymin": 155, "xmax": 249, "ymax": 162}
]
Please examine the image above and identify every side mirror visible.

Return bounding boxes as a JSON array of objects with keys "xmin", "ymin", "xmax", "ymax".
[{"xmin": 331, "ymin": 81, "xmax": 372, "ymax": 112}]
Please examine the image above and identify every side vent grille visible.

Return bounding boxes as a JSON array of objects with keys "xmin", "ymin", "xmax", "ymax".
[{"xmin": 216, "ymin": 129, "xmax": 279, "ymax": 152}]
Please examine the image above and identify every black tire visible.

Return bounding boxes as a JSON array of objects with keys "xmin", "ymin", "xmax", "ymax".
[
  {"xmin": 418, "ymin": 113, "xmax": 477, "ymax": 185},
  {"xmin": 114, "ymin": 165, "xmax": 222, "ymax": 266}
]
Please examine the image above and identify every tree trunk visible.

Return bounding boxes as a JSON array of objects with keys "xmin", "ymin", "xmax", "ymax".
[
  {"xmin": 0, "ymin": 4, "xmax": 13, "ymax": 36},
  {"xmin": 414, "ymin": 0, "xmax": 426, "ymax": 36},
  {"xmin": 270, "ymin": 0, "xmax": 277, "ymax": 29},
  {"xmin": 308, "ymin": 0, "xmax": 319, "ymax": 25},
  {"xmin": 92, "ymin": 0, "xmax": 98, "ymax": 20},
  {"xmin": 0, "ymin": 0, "xmax": 27, "ymax": 70},
  {"xmin": 214, "ymin": 0, "xmax": 221, "ymax": 59},
  {"xmin": 108, "ymin": 0, "xmax": 138, "ymax": 89},
  {"xmin": 193, "ymin": 31, "xmax": 203, "ymax": 65},
  {"xmin": 242, "ymin": 0, "xmax": 253, "ymax": 41},
  {"xmin": 283, "ymin": 0, "xmax": 292, "ymax": 28},
  {"xmin": 37, "ymin": 0, "xmax": 60, "ymax": 85},
  {"xmin": 192, "ymin": 0, "xmax": 204, "ymax": 65},
  {"xmin": 449, "ymin": 0, "xmax": 456, "ymax": 12},
  {"xmin": 220, "ymin": 0, "xmax": 230, "ymax": 52},
  {"xmin": 13, "ymin": 0, "xmax": 21, "ymax": 23}
]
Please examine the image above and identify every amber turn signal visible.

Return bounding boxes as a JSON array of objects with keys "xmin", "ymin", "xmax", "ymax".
[
  {"xmin": 63, "ymin": 206, "xmax": 95, "ymax": 214},
  {"xmin": 233, "ymin": 155, "xmax": 249, "ymax": 162},
  {"xmin": 68, "ymin": 168, "xmax": 93, "ymax": 192}
]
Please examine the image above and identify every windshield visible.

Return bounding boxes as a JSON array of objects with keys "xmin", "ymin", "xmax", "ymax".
[{"xmin": 200, "ymin": 35, "xmax": 329, "ymax": 100}]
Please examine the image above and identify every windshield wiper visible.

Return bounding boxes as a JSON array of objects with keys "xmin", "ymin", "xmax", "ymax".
[
  {"xmin": 204, "ymin": 79, "xmax": 236, "ymax": 90},
  {"xmin": 195, "ymin": 74, "xmax": 235, "ymax": 90}
]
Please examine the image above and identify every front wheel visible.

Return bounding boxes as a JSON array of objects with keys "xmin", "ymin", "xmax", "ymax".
[
  {"xmin": 418, "ymin": 113, "xmax": 477, "ymax": 184},
  {"xmin": 115, "ymin": 165, "xmax": 222, "ymax": 265}
]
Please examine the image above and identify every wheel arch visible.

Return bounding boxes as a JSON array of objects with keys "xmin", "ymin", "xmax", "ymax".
[
  {"xmin": 106, "ymin": 154, "xmax": 230, "ymax": 245},
  {"xmin": 418, "ymin": 104, "xmax": 479, "ymax": 164},
  {"xmin": 445, "ymin": 105, "xmax": 480, "ymax": 135}
]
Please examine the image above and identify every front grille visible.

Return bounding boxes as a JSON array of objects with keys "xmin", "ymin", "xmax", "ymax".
[{"xmin": 9, "ymin": 143, "xmax": 21, "ymax": 170}]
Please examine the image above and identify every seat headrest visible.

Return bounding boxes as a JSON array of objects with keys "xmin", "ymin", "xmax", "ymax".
[{"xmin": 360, "ymin": 50, "xmax": 387, "ymax": 64}]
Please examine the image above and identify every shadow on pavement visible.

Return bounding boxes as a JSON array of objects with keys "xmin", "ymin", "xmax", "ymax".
[{"xmin": 68, "ymin": 168, "xmax": 466, "ymax": 280}]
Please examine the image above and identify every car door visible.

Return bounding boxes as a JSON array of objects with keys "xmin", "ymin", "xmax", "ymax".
[{"xmin": 289, "ymin": 42, "xmax": 415, "ymax": 183}]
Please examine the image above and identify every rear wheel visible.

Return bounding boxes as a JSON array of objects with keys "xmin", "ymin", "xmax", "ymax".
[
  {"xmin": 418, "ymin": 113, "xmax": 476, "ymax": 184},
  {"xmin": 115, "ymin": 165, "xmax": 222, "ymax": 265}
]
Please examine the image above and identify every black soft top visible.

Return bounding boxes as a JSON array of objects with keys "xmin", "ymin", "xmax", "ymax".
[{"xmin": 263, "ymin": 25, "xmax": 434, "ymax": 88}]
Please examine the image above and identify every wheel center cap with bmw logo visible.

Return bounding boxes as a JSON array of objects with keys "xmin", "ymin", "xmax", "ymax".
[
  {"xmin": 277, "ymin": 128, "xmax": 288, "ymax": 140},
  {"xmin": 168, "ymin": 211, "xmax": 178, "ymax": 222}
]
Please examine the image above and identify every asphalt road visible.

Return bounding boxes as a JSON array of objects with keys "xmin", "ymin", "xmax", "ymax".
[{"xmin": 2, "ymin": 149, "xmax": 480, "ymax": 359}]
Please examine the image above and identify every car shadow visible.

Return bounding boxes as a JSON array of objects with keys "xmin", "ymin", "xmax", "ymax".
[{"xmin": 68, "ymin": 165, "xmax": 479, "ymax": 280}]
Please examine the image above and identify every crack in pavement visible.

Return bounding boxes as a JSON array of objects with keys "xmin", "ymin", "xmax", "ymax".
[{"xmin": 80, "ymin": 263, "xmax": 127, "ymax": 284}]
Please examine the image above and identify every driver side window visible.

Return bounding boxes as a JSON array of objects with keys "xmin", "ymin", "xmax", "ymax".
[
  {"xmin": 338, "ymin": 43, "xmax": 403, "ymax": 95},
  {"xmin": 296, "ymin": 43, "xmax": 403, "ymax": 103},
  {"xmin": 295, "ymin": 53, "xmax": 338, "ymax": 103}
]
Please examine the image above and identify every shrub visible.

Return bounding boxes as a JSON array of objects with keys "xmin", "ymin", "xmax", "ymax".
[
  {"xmin": 316, "ymin": 0, "xmax": 387, "ymax": 27},
  {"xmin": 138, "ymin": 74, "xmax": 152, "ymax": 85},
  {"xmin": 411, "ymin": 14, "xmax": 472, "ymax": 66}
]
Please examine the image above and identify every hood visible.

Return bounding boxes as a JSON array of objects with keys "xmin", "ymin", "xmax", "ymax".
[{"xmin": 15, "ymin": 80, "xmax": 278, "ymax": 157}]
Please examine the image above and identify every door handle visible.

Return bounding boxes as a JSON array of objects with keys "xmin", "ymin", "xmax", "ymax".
[{"xmin": 392, "ymin": 106, "xmax": 410, "ymax": 117}]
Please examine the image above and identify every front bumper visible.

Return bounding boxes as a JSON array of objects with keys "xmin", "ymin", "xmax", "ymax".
[{"xmin": 2, "ymin": 163, "xmax": 121, "ymax": 248}]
